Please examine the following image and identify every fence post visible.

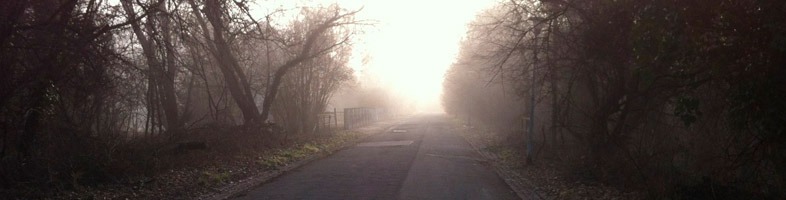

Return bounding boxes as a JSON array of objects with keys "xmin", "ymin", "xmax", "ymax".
[
  {"xmin": 334, "ymin": 108, "xmax": 338, "ymax": 129},
  {"xmin": 344, "ymin": 108, "xmax": 349, "ymax": 129}
]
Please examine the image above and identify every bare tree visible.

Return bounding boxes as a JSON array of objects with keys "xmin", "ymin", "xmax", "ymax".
[
  {"xmin": 198, "ymin": 0, "xmax": 359, "ymax": 126},
  {"xmin": 272, "ymin": 9, "xmax": 355, "ymax": 134},
  {"xmin": 120, "ymin": 0, "xmax": 182, "ymax": 134}
]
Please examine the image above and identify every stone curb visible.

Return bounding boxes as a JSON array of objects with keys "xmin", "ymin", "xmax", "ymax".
[
  {"xmin": 198, "ymin": 119, "xmax": 404, "ymax": 200},
  {"xmin": 456, "ymin": 124, "xmax": 545, "ymax": 200}
]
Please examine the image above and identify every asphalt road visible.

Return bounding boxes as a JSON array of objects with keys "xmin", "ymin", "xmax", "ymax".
[{"xmin": 235, "ymin": 114, "xmax": 518, "ymax": 200}]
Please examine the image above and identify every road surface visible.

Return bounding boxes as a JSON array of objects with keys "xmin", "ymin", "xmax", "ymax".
[{"xmin": 235, "ymin": 114, "xmax": 518, "ymax": 200}]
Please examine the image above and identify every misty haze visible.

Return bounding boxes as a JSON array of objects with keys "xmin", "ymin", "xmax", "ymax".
[{"xmin": 1, "ymin": 0, "xmax": 785, "ymax": 199}]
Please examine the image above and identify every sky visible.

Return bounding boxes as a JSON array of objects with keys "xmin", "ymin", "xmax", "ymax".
[{"xmin": 259, "ymin": 0, "xmax": 497, "ymax": 112}]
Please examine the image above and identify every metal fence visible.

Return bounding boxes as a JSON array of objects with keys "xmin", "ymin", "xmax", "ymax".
[
  {"xmin": 316, "ymin": 108, "xmax": 342, "ymax": 133},
  {"xmin": 315, "ymin": 107, "xmax": 388, "ymax": 133},
  {"xmin": 343, "ymin": 107, "xmax": 386, "ymax": 129}
]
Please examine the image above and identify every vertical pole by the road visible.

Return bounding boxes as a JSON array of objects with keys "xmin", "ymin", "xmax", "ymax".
[
  {"xmin": 344, "ymin": 108, "xmax": 349, "ymax": 130},
  {"xmin": 334, "ymin": 108, "xmax": 338, "ymax": 129},
  {"xmin": 527, "ymin": 20, "xmax": 543, "ymax": 165}
]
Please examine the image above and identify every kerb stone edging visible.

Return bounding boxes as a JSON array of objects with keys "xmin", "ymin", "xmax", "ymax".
[{"xmin": 457, "ymin": 125, "xmax": 545, "ymax": 200}]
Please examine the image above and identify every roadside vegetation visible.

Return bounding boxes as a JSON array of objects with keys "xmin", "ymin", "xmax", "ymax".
[
  {"xmin": 46, "ymin": 129, "xmax": 368, "ymax": 199},
  {"xmin": 453, "ymin": 117, "xmax": 642, "ymax": 199},
  {"xmin": 443, "ymin": 0, "xmax": 786, "ymax": 199},
  {"xmin": 0, "ymin": 0, "xmax": 383, "ymax": 198}
]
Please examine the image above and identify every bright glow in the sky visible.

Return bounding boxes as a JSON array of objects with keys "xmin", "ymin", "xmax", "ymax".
[
  {"xmin": 349, "ymin": 0, "xmax": 495, "ymax": 113},
  {"xmin": 256, "ymin": 0, "xmax": 495, "ymax": 112}
]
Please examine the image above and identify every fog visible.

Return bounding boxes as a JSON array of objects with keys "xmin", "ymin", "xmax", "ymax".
[
  {"xmin": 6, "ymin": 0, "xmax": 785, "ymax": 198},
  {"xmin": 345, "ymin": 0, "xmax": 494, "ymax": 113},
  {"xmin": 257, "ymin": 0, "xmax": 495, "ymax": 113}
]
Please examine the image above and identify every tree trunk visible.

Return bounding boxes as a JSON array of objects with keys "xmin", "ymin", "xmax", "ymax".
[
  {"xmin": 121, "ymin": 0, "xmax": 180, "ymax": 133},
  {"xmin": 203, "ymin": 0, "xmax": 261, "ymax": 125},
  {"xmin": 159, "ymin": 1, "xmax": 182, "ymax": 132}
]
